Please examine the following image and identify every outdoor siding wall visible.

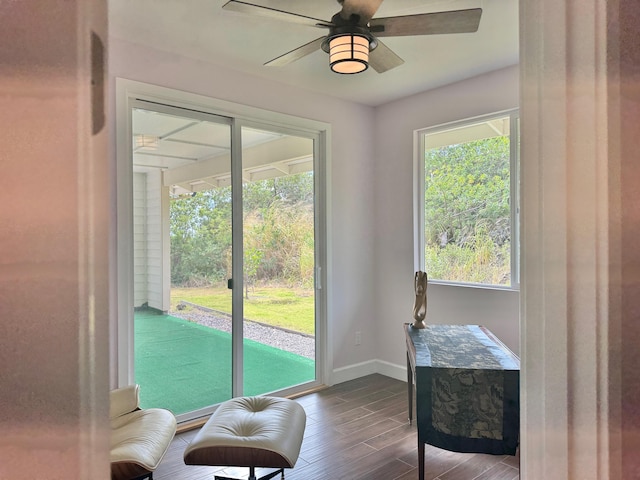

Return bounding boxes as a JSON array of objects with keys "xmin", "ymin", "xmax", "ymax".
[
  {"xmin": 145, "ymin": 170, "xmax": 164, "ymax": 311},
  {"xmin": 133, "ymin": 172, "xmax": 147, "ymax": 307}
]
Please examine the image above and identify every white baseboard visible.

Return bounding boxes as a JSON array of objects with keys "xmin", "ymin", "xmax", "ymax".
[
  {"xmin": 331, "ymin": 359, "xmax": 406, "ymax": 385},
  {"xmin": 375, "ymin": 360, "xmax": 406, "ymax": 382}
]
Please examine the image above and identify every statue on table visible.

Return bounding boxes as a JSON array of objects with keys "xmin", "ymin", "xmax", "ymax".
[{"xmin": 412, "ymin": 271, "xmax": 428, "ymax": 329}]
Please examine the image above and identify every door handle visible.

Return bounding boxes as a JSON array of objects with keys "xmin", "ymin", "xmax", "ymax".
[{"xmin": 227, "ymin": 278, "xmax": 233, "ymax": 290}]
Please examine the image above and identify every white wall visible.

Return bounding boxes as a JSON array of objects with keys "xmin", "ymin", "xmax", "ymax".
[
  {"xmin": 109, "ymin": 38, "xmax": 378, "ymax": 376},
  {"xmin": 372, "ymin": 66, "xmax": 521, "ymax": 377}
]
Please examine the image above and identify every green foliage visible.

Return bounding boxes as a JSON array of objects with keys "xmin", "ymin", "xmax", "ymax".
[
  {"xmin": 248, "ymin": 201, "xmax": 314, "ymax": 286},
  {"xmin": 425, "ymin": 237, "xmax": 511, "ymax": 286},
  {"xmin": 170, "ymin": 173, "xmax": 314, "ymax": 289},
  {"xmin": 243, "ymin": 175, "xmax": 313, "ymax": 211},
  {"xmin": 170, "ymin": 187, "xmax": 232, "ymax": 286},
  {"xmin": 424, "ymin": 135, "xmax": 511, "ymax": 285}
]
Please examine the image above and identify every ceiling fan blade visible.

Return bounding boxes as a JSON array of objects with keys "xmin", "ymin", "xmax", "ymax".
[
  {"xmin": 264, "ymin": 37, "xmax": 325, "ymax": 67},
  {"xmin": 222, "ymin": 1, "xmax": 332, "ymax": 28},
  {"xmin": 370, "ymin": 8, "xmax": 482, "ymax": 37},
  {"xmin": 368, "ymin": 39, "xmax": 404, "ymax": 73},
  {"xmin": 339, "ymin": 0, "xmax": 383, "ymax": 24}
]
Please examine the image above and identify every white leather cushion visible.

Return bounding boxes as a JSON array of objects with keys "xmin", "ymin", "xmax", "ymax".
[
  {"xmin": 111, "ymin": 408, "xmax": 177, "ymax": 471},
  {"xmin": 110, "ymin": 385, "xmax": 140, "ymax": 420},
  {"xmin": 184, "ymin": 396, "xmax": 306, "ymax": 468}
]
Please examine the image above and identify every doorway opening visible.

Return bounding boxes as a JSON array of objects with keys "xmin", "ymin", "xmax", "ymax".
[{"xmin": 117, "ymin": 83, "xmax": 328, "ymax": 422}]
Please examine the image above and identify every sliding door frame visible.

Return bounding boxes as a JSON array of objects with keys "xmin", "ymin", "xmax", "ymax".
[{"xmin": 115, "ymin": 78, "xmax": 331, "ymax": 417}]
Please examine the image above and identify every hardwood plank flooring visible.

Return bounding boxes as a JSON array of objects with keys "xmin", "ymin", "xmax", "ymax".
[{"xmin": 153, "ymin": 374, "xmax": 519, "ymax": 480}]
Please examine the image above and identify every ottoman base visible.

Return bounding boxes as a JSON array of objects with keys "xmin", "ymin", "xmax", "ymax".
[{"xmin": 215, "ymin": 466, "xmax": 283, "ymax": 480}]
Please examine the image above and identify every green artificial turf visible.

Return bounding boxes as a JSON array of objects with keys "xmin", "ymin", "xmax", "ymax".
[{"xmin": 134, "ymin": 309, "xmax": 315, "ymax": 415}]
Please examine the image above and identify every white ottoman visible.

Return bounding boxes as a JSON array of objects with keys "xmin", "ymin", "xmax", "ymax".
[{"xmin": 184, "ymin": 396, "xmax": 306, "ymax": 480}]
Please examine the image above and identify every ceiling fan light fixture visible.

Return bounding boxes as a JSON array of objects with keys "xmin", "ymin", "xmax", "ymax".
[{"xmin": 328, "ymin": 33, "xmax": 369, "ymax": 74}]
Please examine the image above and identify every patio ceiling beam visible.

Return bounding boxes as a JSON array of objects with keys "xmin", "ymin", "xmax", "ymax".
[
  {"xmin": 168, "ymin": 153, "xmax": 314, "ymax": 194},
  {"xmin": 163, "ymin": 136, "xmax": 313, "ymax": 187},
  {"xmin": 487, "ymin": 118, "xmax": 509, "ymax": 136},
  {"xmin": 271, "ymin": 163, "xmax": 291, "ymax": 175}
]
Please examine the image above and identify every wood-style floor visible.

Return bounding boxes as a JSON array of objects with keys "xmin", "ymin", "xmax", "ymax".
[{"xmin": 153, "ymin": 374, "xmax": 519, "ymax": 480}]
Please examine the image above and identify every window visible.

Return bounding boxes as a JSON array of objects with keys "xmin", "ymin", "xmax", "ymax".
[{"xmin": 416, "ymin": 110, "xmax": 519, "ymax": 288}]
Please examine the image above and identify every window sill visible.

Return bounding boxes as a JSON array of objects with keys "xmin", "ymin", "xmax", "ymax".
[{"xmin": 427, "ymin": 280, "xmax": 520, "ymax": 292}]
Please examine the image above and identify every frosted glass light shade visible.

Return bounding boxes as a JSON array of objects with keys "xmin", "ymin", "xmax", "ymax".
[
  {"xmin": 329, "ymin": 34, "xmax": 369, "ymax": 74},
  {"xmin": 134, "ymin": 134, "xmax": 159, "ymax": 149}
]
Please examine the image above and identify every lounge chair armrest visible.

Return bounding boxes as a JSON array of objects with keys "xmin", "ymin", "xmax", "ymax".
[{"xmin": 110, "ymin": 384, "xmax": 140, "ymax": 419}]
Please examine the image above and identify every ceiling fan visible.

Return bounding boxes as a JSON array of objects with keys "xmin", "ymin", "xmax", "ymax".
[{"xmin": 222, "ymin": 0, "xmax": 482, "ymax": 74}]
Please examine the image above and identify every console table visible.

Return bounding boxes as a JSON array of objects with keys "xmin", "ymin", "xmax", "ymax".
[{"xmin": 404, "ymin": 323, "xmax": 519, "ymax": 480}]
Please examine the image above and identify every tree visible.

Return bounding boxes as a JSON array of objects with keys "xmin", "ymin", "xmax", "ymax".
[
  {"xmin": 169, "ymin": 172, "xmax": 315, "ymax": 288},
  {"xmin": 424, "ymin": 136, "xmax": 510, "ymax": 248},
  {"xmin": 169, "ymin": 188, "xmax": 232, "ymax": 286},
  {"xmin": 424, "ymin": 136, "xmax": 511, "ymax": 285}
]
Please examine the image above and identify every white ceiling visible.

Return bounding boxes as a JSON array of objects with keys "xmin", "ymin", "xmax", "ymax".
[{"xmin": 109, "ymin": 0, "xmax": 519, "ymax": 107}]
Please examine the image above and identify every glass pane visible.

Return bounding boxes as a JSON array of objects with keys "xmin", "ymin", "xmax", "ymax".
[
  {"xmin": 423, "ymin": 116, "xmax": 511, "ymax": 286},
  {"xmin": 132, "ymin": 106, "xmax": 233, "ymax": 415},
  {"xmin": 241, "ymin": 126, "xmax": 316, "ymax": 395}
]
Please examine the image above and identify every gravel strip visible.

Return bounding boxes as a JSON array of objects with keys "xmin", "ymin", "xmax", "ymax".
[{"xmin": 170, "ymin": 307, "xmax": 315, "ymax": 359}]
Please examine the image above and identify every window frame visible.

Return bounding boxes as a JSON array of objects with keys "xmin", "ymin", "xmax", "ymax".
[{"xmin": 414, "ymin": 109, "xmax": 520, "ymax": 290}]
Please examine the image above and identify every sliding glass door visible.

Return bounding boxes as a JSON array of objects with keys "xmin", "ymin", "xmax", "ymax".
[
  {"xmin": 239, "ymin": 125, "xmax": 316, "ymax": 396},
  {"xmin": 131, "ymin": 103, "xmax": 234, "ymax": 415},
  {"xmin": 125, "ymin": 100, "xmax": 321, "ymax": 420}
]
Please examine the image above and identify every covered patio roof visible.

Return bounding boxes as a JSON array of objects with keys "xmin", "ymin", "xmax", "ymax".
[{"xmin": 132, "ymin": 107, "xmax": 314, "ymax": 195}]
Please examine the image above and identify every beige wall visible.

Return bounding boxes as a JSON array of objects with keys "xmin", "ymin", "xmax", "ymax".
[
  {"xmin": 0, "ymin": 1, "xmax": 110, "ymax": 478},
  {"xmin": 616, "ymin": 0, "xmax": 640, "ymax": 475},
  {"xmin": 519, "ymin": 0, "xmax": 640, "ymax": 477}
]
